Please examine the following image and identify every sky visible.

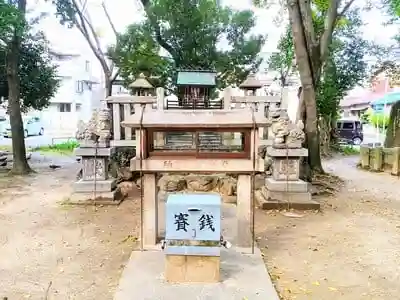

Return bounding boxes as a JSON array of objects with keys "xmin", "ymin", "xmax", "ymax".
[{"xmin": 30, "ymin": 0, "xmax": 399, "ymax": 81}]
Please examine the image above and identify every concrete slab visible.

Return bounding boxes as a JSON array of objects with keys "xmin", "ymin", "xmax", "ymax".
[
  {"xmin": 113, "ymin": 202, "xmax": 279, "ymax": 300},
  {"xmin": 113, "ymin": 247, "xmax": 279, "ymax": 300}
]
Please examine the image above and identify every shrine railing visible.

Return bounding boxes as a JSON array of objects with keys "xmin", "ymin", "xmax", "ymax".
[
  {"xmin": 106, "ymin": 95, "xmax": 157, "ymax": 147},
  {"xmin": 166, "ymin": 97, "xmax": 223, "ymax": 110}
]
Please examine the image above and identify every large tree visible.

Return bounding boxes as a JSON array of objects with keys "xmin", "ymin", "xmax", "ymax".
[
  {"xmin": 3, "ymin": 0, "xmax": 32, "ymax": 174},
  {"xmin": 130, "ymin": 0, "xmax": 266, "ymax": 92},
  {"xmin": 1, "ymin": 0, "xmax": 59, "ymax": 174},
  {"xmin": 286, "ymin": 0, "xmax": 357, "ymax": 175},
  {"xmin": 52, "ymin": 0, "xmax": 119, "ymax": 96},
  {"xmin": 268, "ymin": 9, "xmax": 369, "ymax": 157},
  {"xmin": 0, "ymin": 33, "xmax": 60, "ymax": 112}
]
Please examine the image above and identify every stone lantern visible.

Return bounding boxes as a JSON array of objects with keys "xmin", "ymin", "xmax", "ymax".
[
  {"xmin": 129, "ymin": 73, "xmax": 155, "ymax": 96},
  {"xmin": 239, "ymin": 73, "xmax": 262, "ymax": 96}
]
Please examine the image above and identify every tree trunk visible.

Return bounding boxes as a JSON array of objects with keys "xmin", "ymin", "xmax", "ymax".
[
  {"xmin": 303, "ymin": 86, "xmax": 323, "ymax": 172},
  {"xmin": 6, "ymin": 0, "xmax": 32, "ymax": 175},
  {"xmin": 384, "ymin": 100, "xmax": 400, "ymax": 147},
  {"xmin": 319, "ymin": 115, "xmax": 331, "ymax": 157},
  {"xmin": 288, "ymin": 0, "xmax": 324, "ymax": 175},
  {"xmin": 105, "ymin": 77, "xmax": 113, "ymax": 97}
]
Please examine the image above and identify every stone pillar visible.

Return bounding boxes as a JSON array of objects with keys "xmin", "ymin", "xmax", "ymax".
[
  {"xmin": 360, "ymin": 146, "xmax": 370, "ymax": 169},
  {"xmin": 236, "ymin": 174, "xmax": 252, "ymax": 249},
  {"xmin": 156, "ymin": 87, "xmax": 164, "ymax": 110},
  {"xmin": 280, "ymin": 87, "xmax": 289, "ymax": 110},
  {"xmin": 143, "ymin": 173, "xmax": 158, "ymax": 248},
  {"xmin": 223, "ymin": 87, "xmax": 232, "ymax": 110},
  {"xmin": 391, "ymin": 147, "xmax": 400, "ymax": 175},
  {"xmin": 371, "ymin": 147, "xmax": 383, "ymax": 172}
]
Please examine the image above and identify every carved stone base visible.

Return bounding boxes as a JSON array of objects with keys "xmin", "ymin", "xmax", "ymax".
[
  {"xmin": 67, "ymin": 191, "xmax": 123, "ymax": 206},
  {"xmin": 78, "ymin": 140, "xmax": 110, "ymax": 148},
  {"xmin": 272, "ymin": 142, "xmax": 302, "ymax": 149},
  {"xmin": 272, "ymin": 158, "xmax": 300, "ymax": 181},
  {"xmin": 265, "ymin": 178, "xmax": 309, "ymax": 192},
  {"xmin": 75, "ymin": 147, "xmax": 114, "ymax": 156},
  {"xmin": 267, "ymin": 147, "xmax": 308, "ymax": 157},
  {"xmin": 73, "ymin": 179, "xmax": 116, "ymax": 193},
  {"xmin": 255, "ymin": 186, "xmax": 319, "ymax": 211}
]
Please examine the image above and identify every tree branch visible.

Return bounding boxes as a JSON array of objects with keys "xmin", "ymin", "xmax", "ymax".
[
  {"xmin": 71, "ymin": 0, "xmax": 111, "ymax": 75},
  {"xmin": 111, "ymin": 69, "xmax": 120, "ymax": 82},
  {"xmin": 298, "ymin": 0, "xmax": 318, "ymax": 77},
  {"xmin": 139, "ymin": 0, "xmax": 180, "ymax": 64},
  {"xmin": 319, "ymin": 0, "xmax": 340, "ymax": 74},
  {"xmin": 75, "ymin": 0, "xmax": 102, "ymax": 54},
  {"xmin": 101, "ymin": 1, "xmax": 118, "ymax": 37},
  {"xmin": 338, "ymin": 0, "xmax": 356, "ymax": 17}
]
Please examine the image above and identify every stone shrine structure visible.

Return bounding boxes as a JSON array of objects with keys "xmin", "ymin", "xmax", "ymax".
[
  {"xmin": 71, "ymin": 103, "xmax": 118, "ymax": 203},
  {"xmin": 259, "ymin": 108, "xmax": 318, "ymax": 209},
  {"xmin": 120, "ymin": 70, "xmax": 268, "ymax": 250}
]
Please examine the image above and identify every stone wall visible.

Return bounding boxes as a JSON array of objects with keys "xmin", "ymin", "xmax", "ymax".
[
  {"xmin": 359, "ymin": 146, "xmax": 400, "ymax": 175},
  {"xmin": 155, "ymin": 173, "xmax": 266, "ymax": 204}
]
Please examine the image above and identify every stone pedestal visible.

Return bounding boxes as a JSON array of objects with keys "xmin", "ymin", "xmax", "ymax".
[
  {"xmin": 259, "ymin": 147, "xmax": 319, "ymax": 210},
  {"xmin": 237, "ymin": 174, "xmax": 252, "ymax": 248},
  {"xmin": 165, "ymin": 255, "xmax": 220, "ymax": 283},
  {"xmin": 70, "ymin": 146, "xmax": 118, "ymax": 204},
  {"xmin": 143, "ymin": 173, "xmax": 158, "ymax": 248}
]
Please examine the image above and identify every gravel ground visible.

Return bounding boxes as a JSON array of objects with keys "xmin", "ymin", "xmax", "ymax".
[
  {"xmin": 0, "ymin": 156, "xmax": 141, "ymax": 300},
  {"xmin": 256, "ymin": 155, "xmax": 400, "ymax": 300},
  {"xmin": 1, "ymin": 154, "xmax": 399, "ymax": 300}
]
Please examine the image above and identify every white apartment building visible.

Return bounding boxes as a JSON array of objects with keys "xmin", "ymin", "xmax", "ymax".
[{"xmin": 38, "ymin": 49, "xmax": 100, "ymax": 136}]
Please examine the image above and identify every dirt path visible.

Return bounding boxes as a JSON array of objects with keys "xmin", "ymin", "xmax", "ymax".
[
  {"xmin": 0, "ymin": 160, "xmax": 140, "ymax": 300},
  {"xmin": 256, "ymin": 155, "xmax": 400, "ymax": 300}
]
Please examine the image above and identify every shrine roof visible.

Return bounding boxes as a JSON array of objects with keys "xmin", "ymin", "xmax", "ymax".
[
  {"xmin": 129, "ymin": 73, "xmax": 154, "ymax": 89},
  {"xmin": 177, "ymin": 71, "xmax": 216, "ymax": 86},
  {"xmin": 121, "ymin": 109, "xmax": 270, "ymax": 128},
  {"xmin": 240, "ymin": 74, "xmax": 262, "ymax": 89}
]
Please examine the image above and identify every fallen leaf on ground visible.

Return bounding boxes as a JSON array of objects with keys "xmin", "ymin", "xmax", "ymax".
[{"xmin": 328, "ymin": 287, "xmax": 338, "ymax": 291}]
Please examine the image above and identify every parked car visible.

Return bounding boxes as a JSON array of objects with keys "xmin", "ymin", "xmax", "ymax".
[
  {"xmin": 0, "ymin": 116, "xmax": 8, "ymax": 135},
  {"xmin": 336, "ymin": 119, "xmax": 363, "ymax": 145},
  {"xmin": 3, "ymin": 116, "xmax": 44, "ymax": 138}
]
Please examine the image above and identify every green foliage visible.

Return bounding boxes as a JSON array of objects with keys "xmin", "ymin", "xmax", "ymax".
[
  {"xmin": 385, "ymin": 0, "xmax": 400, "ymax": 16},
  {"xmin": 267, "ymin": 26, "xmax": 294, "ymax": 86},
  {"xmin": 50, "ymin": 0, "xmax": 78, "ymax": 28},
  {"xmin": 317, "ymin": 10, "xmax": 368, "ymax": 118},
  {"xmin": 360, "ymin": 108, "xmax": 373, "ymax": 123},
  {"xmin": 0, "ymin": 0, "xmax": 25, "ymax": 44},
  {"xmin": 107, "ymin": 23, "xmax": 173, "ymax": 90},
  {"xmin": 370, "ymin": 112, "xmax": 390, "ymax": 128},
  {"xmin": 33, "ymin": 140, "xmax": 79, "ymax": 154},
  {"xmin": 113, "ymin": 0, "xmax": 266, "ymax": 92},
  {"xmin": 0, "ymin": 33, "xmax": 60, "ymax": 112},
  {"xmin": 340, "ymin": 145, "xmax": 360, "ymax": 155}
]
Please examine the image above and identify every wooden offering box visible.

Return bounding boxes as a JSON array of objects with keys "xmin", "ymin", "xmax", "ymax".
[{"xmin": 164, "ymin": 193, "xmax": 222, "ymax": 283}]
